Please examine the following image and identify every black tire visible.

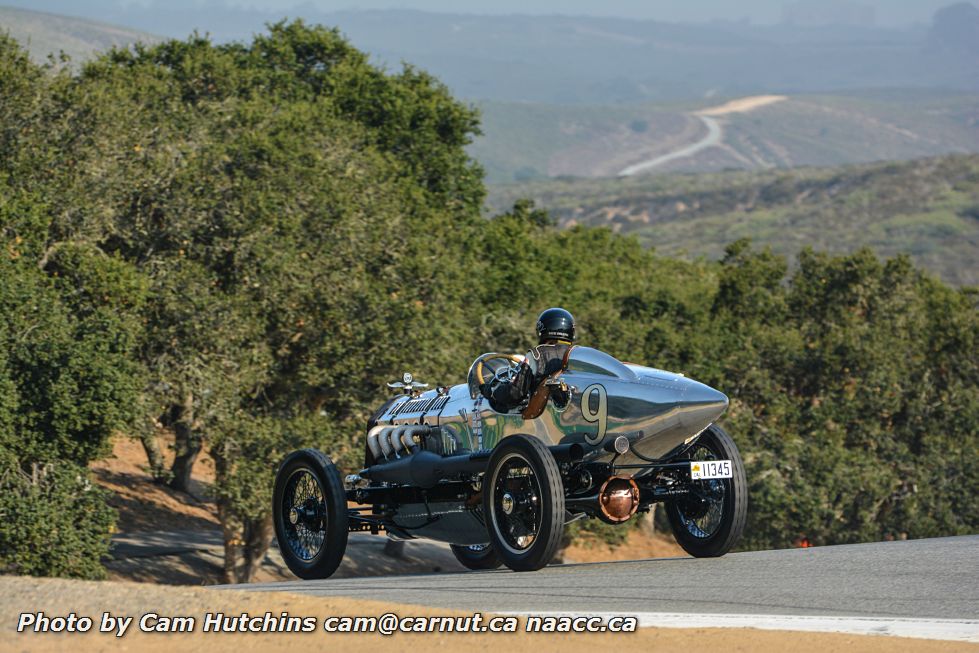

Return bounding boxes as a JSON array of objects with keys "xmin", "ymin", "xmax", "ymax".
[
  {"xmin": 666, "ymin": 424, "xmax": 747, "ymax": 558},
  {"xmin": 482, "ymin": 435, "xmax": 565, "ymax": 572},
  {"xmin": 273, "ymin": 449, "xmax": 348, "ymax": 579},
  {"xmin": 450, "ymin": 543, "xmax": 503, "ymax": 570}
]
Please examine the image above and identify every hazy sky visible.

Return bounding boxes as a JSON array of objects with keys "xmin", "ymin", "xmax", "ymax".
[{"xmin": 222, "ymin": 0, "xmax": 957, "ymax": 26}]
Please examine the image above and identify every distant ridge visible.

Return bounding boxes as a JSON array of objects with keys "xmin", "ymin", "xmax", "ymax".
[{"xmin": 0, "ymin": 5, "xmax": 158, "ymax": 64}]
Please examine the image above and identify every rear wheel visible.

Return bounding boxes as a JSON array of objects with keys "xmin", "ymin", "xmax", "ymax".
[
  {"xmin": 273, "ymin": 449, "xmax": 348, "ymax": 579},
  {"xmin": 483, "ymin": 435, "xmax": 565, "ymax": 571},
  {"xmin": 449, "ymin": 543, "xmax": 502, "ymax": 570},
  {"xmin": 666, "ymin": 424, "xmax": 747, "ymax": 557}
]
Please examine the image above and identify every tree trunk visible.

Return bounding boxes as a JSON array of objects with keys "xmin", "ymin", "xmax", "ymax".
[
  {"xmin": 641, "ymin": 505, "xmax": 658, "ymax": 535},
  {"xmin": 240, "ymin": 515, "xmax": 274, "ymax": 583},
  {"xmin": 220, "ymin": 517, "xmax": 241, "ymax": 584},
  {"xmin": 654, "ymin": 502, "xmax": 672, "ymax": 533},
  {"xmin": 137, "ymin": 428, "xmax": 167, "ymax": 482},
  {"xmin": 212, "ymin": 437, "xmax": 274, "ymax": 584},
  {"xmin": 214, "ymin": 440, "xmax": 240, "ymax": 584},
  {"xmin": 168, "ymin": 392, "xmax": 201, "ymax": 494}
]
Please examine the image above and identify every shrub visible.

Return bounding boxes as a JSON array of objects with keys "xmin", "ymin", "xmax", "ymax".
[{"xmin": 0, "ymin": 460, "xmax": 115, "ymax": 579}]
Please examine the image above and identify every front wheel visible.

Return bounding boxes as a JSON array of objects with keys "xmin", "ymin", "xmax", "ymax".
[
  {"xmin": 482, "ymin": 435, "xmax": 565, "ymax": 571},
  {"xmin": 273, "ymin": 449, "xmax": 349, "ymax": 579},
  {"xmin": 450, "ymin": 543, "xmax": 503, "ymax": 570},
  {"xmin": 666, "ymin": 424, "xmax": 747, "ymax": 558}
]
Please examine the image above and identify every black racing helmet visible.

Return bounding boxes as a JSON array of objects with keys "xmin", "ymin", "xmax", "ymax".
[{"xmin": 536, "ymin": 307, "xmax": 576, "ymax": 344}]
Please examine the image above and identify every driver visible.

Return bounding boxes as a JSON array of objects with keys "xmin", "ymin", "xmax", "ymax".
[{"xmin": 485, "ymin": 308, "xmax": 575, "ymax": 413}]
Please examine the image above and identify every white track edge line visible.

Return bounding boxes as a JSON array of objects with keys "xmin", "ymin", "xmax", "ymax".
[{"xmin": 502, "ymin": 611, "xmax": 979, "ymax": 642}]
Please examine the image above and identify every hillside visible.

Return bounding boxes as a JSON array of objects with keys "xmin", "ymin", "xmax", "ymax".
[
  {"xmin": 708, "ymin": 92, "xmax": 979, "ymax": 172},
  {"xmin": 472, "ymin": 91, "xmax": 979, "ymax": 183},
  {"xmin": 0, "ymin": 6, "xmax": 157, "ymax": 63},
  {"xmin": 487, "ymin": 154, "xmax": 979, "ymax": 286},
  {"xmin": 471, "ymin": 101, "xmax": 696, "ymax": 182}
]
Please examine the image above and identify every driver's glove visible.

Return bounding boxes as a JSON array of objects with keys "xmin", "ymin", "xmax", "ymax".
[{"xmin": 479, "ymin": 383, "xmax": 494, "ymax": 401}]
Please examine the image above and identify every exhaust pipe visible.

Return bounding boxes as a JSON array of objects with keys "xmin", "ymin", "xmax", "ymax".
[
  {"xmin": 360, "ymin": 449, "xmax": 487, "ymax": 488},
  {"xmin": 388, "ymin": 428, "xmax": 406, "ymax": 458},
  {"xmin": 392, "ymin": 425, "xmax": 425, "ymax": 455},
  {"xmin": 400, "ymin": 426, "xmax": 424, "ymax": 452},
  {"xmin": 369, "ymin": 425, "xmax": 432, "ymax": 462},
  {"xmin": 378, "ymin": 427, "xmax": 397, "ymax": 459},
  {"xmin": 367, "ymin": 425, "xmax": 387, "ymax": 460}
]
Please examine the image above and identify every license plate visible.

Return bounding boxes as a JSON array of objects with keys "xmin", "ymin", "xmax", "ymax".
[{"xmin": 690, "ymin": 459, "xmax": 732, "ymax": 480}]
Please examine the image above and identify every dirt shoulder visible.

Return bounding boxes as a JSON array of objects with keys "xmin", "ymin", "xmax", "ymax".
[
  {"xmin": 3, "ymin": 575, "xmax": 973, "ymax": 653},
  {"xmin": 91, "ymin": 432, "xmax": 219, "ymax": 533},
  {"xmin": 564, "ymin": 525, "xmax": 684, "ymax": 563}
]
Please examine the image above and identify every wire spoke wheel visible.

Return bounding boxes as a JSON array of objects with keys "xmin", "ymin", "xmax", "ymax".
[
  {"xmin": 491, "ymin": 454, "xmax": 544, "ymax": 553},
  {"xmin": 675, "ymin": 444, "xmax": 726, "ymax": 539},
  {"xmin": 483, "ymin": 435, "xmax": 564, "ymax": 572},
  {"xmin": 272, "ymin": 449, "xmax": 349, "ymax": 579},
  {"xmin": 281, "ymin": 469, "xmax": 327, "ymax": 561},
  {"xmin": 666, "ymin": 424, "xmax": 747, "ymax": 558}
]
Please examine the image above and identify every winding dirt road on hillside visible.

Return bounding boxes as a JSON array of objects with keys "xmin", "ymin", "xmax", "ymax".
[
  {"xmin": 618, "ymin": 114, "xmax": 722, "ymax": 176},
  {"xmin": 618, "ymin": 95, "xmax": 787, "ymax": 176}
]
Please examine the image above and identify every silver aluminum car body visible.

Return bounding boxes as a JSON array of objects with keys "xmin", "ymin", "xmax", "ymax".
[
  {"xmin": 378, "ymin": 346, "xmax": 728, "ymax": 469},
  {"xmin": 372, "ymin": 347, "xmax": 728, "ymax": 544}
]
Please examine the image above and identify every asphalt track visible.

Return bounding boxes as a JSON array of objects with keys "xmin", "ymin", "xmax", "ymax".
[{"xmin": 237, "ymin": 535, "xmax": 978, "ymax": 622}]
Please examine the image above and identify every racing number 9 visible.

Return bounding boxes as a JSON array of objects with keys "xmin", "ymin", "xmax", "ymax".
[{"xmin": 581, "ymin": 384, "xmax": 608, "ymax": 445}]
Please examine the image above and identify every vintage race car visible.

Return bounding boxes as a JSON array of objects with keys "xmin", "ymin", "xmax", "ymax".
[{"xmin": 273, "ymin": 346, "xmax": 747, "ymax": 578}]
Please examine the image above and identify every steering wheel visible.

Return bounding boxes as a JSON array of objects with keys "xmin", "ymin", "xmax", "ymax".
[{"xmin": 471, "ymin": 353, "xmax": 525, "ymax": 400}]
